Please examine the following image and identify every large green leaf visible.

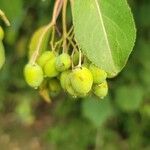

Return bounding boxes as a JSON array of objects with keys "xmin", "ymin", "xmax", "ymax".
[{"xmin": 72, "ymin": 0, "xmax": 136, "ymax": 77}]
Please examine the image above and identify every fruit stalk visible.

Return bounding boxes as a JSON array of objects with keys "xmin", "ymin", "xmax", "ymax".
[
  {"xmin": 62, "ymin": 0, "xmax": 68, "ymax": 53},
  {"xmin": 30, "ymin": 0, "xmax": 64, "ymax": 64},
  {"xmin": 0, "ymin": 9, "xmax": 10, "ymax": 26}
]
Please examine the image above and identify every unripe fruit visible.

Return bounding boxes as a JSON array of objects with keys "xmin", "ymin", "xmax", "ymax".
[
  {"xmin": 72, "ymin": 51, "xmax": 79, "ymax": 66},
  {"xmin": 89, "ymin": 64, "xmax": 107, "ymax": 84},
  {"xmin": 55, "ymin": 53, "xmax": 71, "ymax": 72},
  {"xmin": 44, "ymin": 58, "xmax": 59, "ymax": 77},
  {"xmin": 0, "ymin": 41, "xmax": 5, "ymax": 69},
  {"xmin": 0, "ymin": 26, "xmax": 4, "ymax": 40},
  {"xmin": 24, "ymin": 63, "xmax": 43, "ymax": 88},
  {"xmin": 72, "ymin": 51, "xmax": 83, "ymax": 66},
  {"xmin": 49, "ymin": 79, "xmax": 61, "ymax": 97},
  {"xmin": 60, "ymin": 70, "xmax": 70, "ymax": 90},
  {"xmin": 37, "ymin": 51, "xmax": 56, "ymax": 68},
  {"xmin": 65, "ymin": 76, "xmax": 78, "ymax": 97},
  {"xmin": 93, "ymin": 81, "xmax": 108, "ymax": 99},
  {"xmin": 60, "ymin": 71, "xmax": 79, "ymax": 97},
  {"xmin": 70, "ymin": 67, "xmax": 93, "ymax": 95}
]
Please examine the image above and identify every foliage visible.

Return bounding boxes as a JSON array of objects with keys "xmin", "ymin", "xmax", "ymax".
[
  {"xmin": 72, "ymin": 0, "xmax": 136, "ymax": 77},
  {"xmin": 0, "ymin": 0, "xmax": 149, "ymax": 150}
]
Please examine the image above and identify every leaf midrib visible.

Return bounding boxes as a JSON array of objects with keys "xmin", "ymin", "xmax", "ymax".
[{"xmin": 94, "ymin": 0, "xmax": 116, "ymax": 70}]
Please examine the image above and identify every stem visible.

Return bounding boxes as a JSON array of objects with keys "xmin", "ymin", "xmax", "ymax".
[
  {"xmin": 0, "ymin": 9, "xmax": 10, "ymax": 26},
  {"xmin": 71, "ymin": 49, "xmax": 75, "ymax": 69},
  {"xmin": 67, "ymin": 25, "xmax": 74, "ymax": 36},
  {"xmin": 62, "ymin": 0, "xmax": 68, "ymax": 53},
  {"xmin": 55, "ymin": 25, "xmax": 62, "ymax": 37},
  {"xmin": 54, "ymin": 26, "xmax": 73, "ymax": 52},
  {"xmin": 54, "ymin": 39, "xmax": 63, "ymax": 51},
  {"xmin": 52, "ymin": 0, "xmax": 63, "ymax": 24},
  {"xmin": 95, "ymin": 127, "xmax": 104, "ymax": 150},
  {"xmin": 50, "ymin": 25, "xmax": 56, "ymax": 51},
  {"xmin": 66, "ymin": 32, "xmax": 74, "ymax": 49},
  {"xmin": 69, "ymin": 0, "xmax": 74, "ymax": 9},
  {"xmin": 67, "ymin": 36, "xmax": 77, "ymax": 51},
  {"xmin": 77, "ymin": 49, "xmax": 82, "ymax": 67},
  {"xmin": 30, "ymin": 0, "xmax": 63, "ymax": 64}
]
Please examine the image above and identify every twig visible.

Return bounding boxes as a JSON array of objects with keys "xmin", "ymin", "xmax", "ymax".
[
  {"xmin": 50, "ymin": 25, "xmax": 56, "ymax": 51},
  {"xmin": 0, "ymin": 9, "xmax": 10, "ymax": 26},
  {"xmin": 62, "ymin": 0, "xmax": 68, "ymax": 53}
]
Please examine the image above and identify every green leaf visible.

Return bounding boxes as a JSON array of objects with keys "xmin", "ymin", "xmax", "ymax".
[
  {"xmin": 72, "ymin": 0, "xmax": 136, "ymax": 77},
  {"xmin": 115, "ymin": 85, "xmax": 143, "ymax": 112},
  {"xmin": 82, "ymin": 96, "xmax": 113, "ymax": 127},
  {"xmin": 0, "ymin": 41, "xmax": 5, "ymax": 69},
  {"xmin": 0, "ymin": 0, "xmax": 24, "ymax": 45},
  {"xmin": 0, "ymin": 0, "xmax": 24, "ymax": 29},
  {"xmin": 28, "ymin": 25, "xmax": 52, "ymax": 58}
]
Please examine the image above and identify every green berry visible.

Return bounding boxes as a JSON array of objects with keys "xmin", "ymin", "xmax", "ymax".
[
  {"xmin": 37, "ymin": 51, "xmax": 56, "ymax": 68},
  {"xmin": 93, "ymin": 81, "xmax": 108, "ymax": 99},
  {"xmin": 59, "ymin": 71, "xmax": 75, "ymax": 94},
  {"xmin": 65, "ymin": 76, "xmax": 78, "ymax": 97},
  {"xmin": 44, "ymin": 57, "xmax": 59, "ymax": 77},
  {"xmin": 0, "ymin": 26, "xmax": 4, "ymax": 40},
  {"xmin": 59, "ymin": 71, "xmax": 78, "ymax": 97},
  {"xmin": 60, "ymin": 70, "xmax": 71, "ymax": 90},
  {"xmin": 0, "ymin": 41, "xmax": 5, "ymax": 69},
  {"xmin": 49, "ymin": 79, "xmax": 61, "ymax": 97},
  {"xmin": 70, "ymin": 67, "xmax": 93, "ymax": 95},
  {"xmin": 72, "ymin": 51, "xmax": 79, "ymax": 66},
  {"xmin": 72, "ymin": 51, "xmax": 84, "ymax": 66},
  {"xmin": 89, "ymin": 64, "xmax": 107, "ymax": 84},
  {"xmin": 55, "ymin": 53, "xmax": 71, "ymax": 72},
  {"xmin": 24, "ymin": 63, "xmax": 43, "ymax": 88}
]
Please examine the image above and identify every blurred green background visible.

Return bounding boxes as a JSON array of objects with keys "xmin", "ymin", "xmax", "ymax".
[{"xmin": 0, "ymin": 0, "xmax": 150, "ymax": 149}]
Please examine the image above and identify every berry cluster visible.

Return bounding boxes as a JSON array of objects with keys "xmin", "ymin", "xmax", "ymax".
[{"xmin": 24, "ymin": 50, "xmax": 108, "ymax": 99}]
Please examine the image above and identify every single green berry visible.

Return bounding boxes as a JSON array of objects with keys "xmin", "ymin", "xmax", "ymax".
[
  {"xmin": 89, "ymin": 64, "xmax": 107, "ymax": 84},
  {"xmin": 55, "ymin": 53, "xmax": 71, "ymax": 72},
  {"xmin": 0, "ymin": 26, "xmax": 4, "ymax": 40},
  {"xmin": 60, "ymin": 70, "xmax": 71, "ymax": 90},
  {"xmin": 65, "ymin": 76, "xmax": 78, "ymax": 97},
  {"xmin": 44, "ymin": 58, "xmax": 59, "ymax": 77},
  {"xmin": 0, "ymin": 41, "xmax": 5, "ymax": 69},
  {"xmin": 93, "ymin": 81, "xmax": 108, "ymax": 99},
  {"xmin": 72, "ymin": 51, "xmax": 79, "ymax": 66},
  {"xmin": 37, "ymin": 51, "xmax": 56, "ymax": 68},
  {"xmin": 59, "ymin": 71, "xmax": 75, "ymax": 94},
  {"xmin": 72, "ymin": 51, "xmax": 84, "ymax": 66},
  {"xmin": 59, "ymin": 71, "xmax": 79, "ymax": 97},
  {"xmin": 49, "ymin": 78, "xmax": 61, "ymax": 97},
  {"xmin": 0, "ymin": 40, "xmax": 5, "ymax": 69},
  {"xmin": 70, "ymin": 67, "xmax": 93, "ymax": 95},
  {"xmin": 24, "ymin": 63, "xmax": 44, "ymax": 88}
]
